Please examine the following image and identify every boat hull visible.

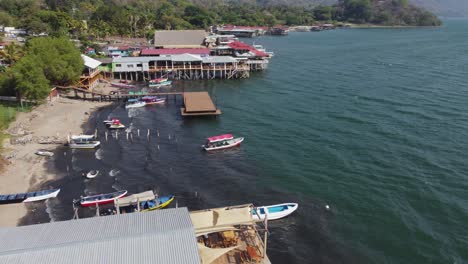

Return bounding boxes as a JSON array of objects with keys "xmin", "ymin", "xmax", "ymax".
[
  {"xmin": 80, "ymin": 190, "xmax": 128, "ymax": 207},
  {"xmin": 141, "ymin": 196, "xmax": 175, "ymax": 212},
  {"xmin": 252, "ymin": 203, "xmax": 299, "ymax": 221},
  {"xmin": 0, "ymin": 189, "xmax": 61, "ymax": 205}
]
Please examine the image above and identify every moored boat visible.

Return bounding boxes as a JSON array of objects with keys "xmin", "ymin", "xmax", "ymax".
[
  {"xmin": 86, "ymin": 170, "xmax": 99, "ymax": 179},
  {"xmin": 148, "ymin": 77, "xmax": 172, "ymax": 88},
  {"xmin": 107, "ymin": 120, "xmax": 126, "ymax": 129},
  {"xmin": 111, "ymin": 82, "xmax": 135, "ymax": 89},
  {"xmin": 114, "ymin": 191, "xmax": 174, "ymax": 213},
  {"xmin": 252, "ymin": 203, "xmax": 298, "ymax": 221},
  {"xmin": 0, "ymin": 189, "xmax": 60, "ymax": 205},
  {"xmin": 103, "ymin": 118, "xmax": 119, "ymax": 124},
  {"xmin": 35, "ymin": 150, "xmax": 54, "ymax": 157},
  {"xmin": 125, "ymin": 101, "xmax": 146, "ymax": 109},
  {"xmin": 70, "ymin": 134, "xmax": 95, "ymax": 141},
  {"xmin": 203, "ymin": 134, "xmax": 244, "ymax": 151},
  {"xmin": 143, "ymin": 97, "xmax": 166, "ymax": 105},
  {"xmin": 69, "ymin": 140, "xmax": 100, "ymax": 149},
  {"xmin": 79, "ymin": 190, "xmax": 128, "ymax": 207}
]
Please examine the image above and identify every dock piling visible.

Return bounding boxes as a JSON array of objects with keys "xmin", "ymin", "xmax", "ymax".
[
  {"xmin": 105, "ymin": 131, "xmax": 108, "ymax": 141},
  {"xmin": 147, "ymin": 129, "xmax": 150, "ymax": 141}
]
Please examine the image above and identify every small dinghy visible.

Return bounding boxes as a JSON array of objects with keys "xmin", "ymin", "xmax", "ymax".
[
  {"xmin": 35, "ymin": 150, "xmax": 54, "ymax": 157},
  {"xmin": 140, "ymin": 195, "xmax": 175, "ymax": 212},
  {"xmin": 252, "ymin": 203, "xmax": 298, "ymax": 221},
  {"xmin": 143, "ymin": 97, "xmax": 166, "ymax": 105},
  {"xmin": 79, "ymin": 190, "xmax": 127, "ymax": 207},
  {"xmin": 114, "ymin": 191, "xmax": 174, "ymax": 213},
  {"xmin": 0, "ymin": 189, "xmax": 60, "ymax": 205},
  {"xmin": 103, "ymin": 118, "xmax": 119, "ymax": 124},
  {"xmin": 203, "ymin": 134, "xmax": 244, "ymax": 151},
  {"xmin": 86, "ymin": 170, "xmax": 99, "ymax": 179}
]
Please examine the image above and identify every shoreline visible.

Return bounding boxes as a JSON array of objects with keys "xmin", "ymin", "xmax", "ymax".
[{"xmin": 0, "ymin": 97, "xmax": 111, "ymax": 227}]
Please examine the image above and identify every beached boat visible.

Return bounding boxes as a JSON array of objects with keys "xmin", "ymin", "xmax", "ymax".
[
  {"xmin": 86, "ymin": 170, "xmax": 99, "ymax": 179},
  {"xmin": 80, "ymin": 190, "xmax": 127, "ymax": 207},
  {"xmin": 203, "ymin": 134, "xmax": 244, "ymax": 151},
  {"xmin": 35, "ymin": 150, "xmax": 54, "ymax": 157},
  {"xmin": 70, "ymin": 134, "xmax": 95, "ymax": 141},
  {"xmin": 0, "ymin": 189, "xmax": 60, "ymax": 205},
  {"xmin": 252, "ymin": 203, "xmax": 298, "ymax": 221},
  {"xmin": 69, "ymin": 140, "xmax": 100, "ymax": 149},
  {"xmin": 111, "ymin": 82, "xmax": 136, "ymax": 89},
  {"xmin": 125, "ymin": 101, "xmax": 146, "ymax": 109}
]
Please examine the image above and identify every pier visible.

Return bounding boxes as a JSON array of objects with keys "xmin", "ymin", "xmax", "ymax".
[{"xmin": 181, "ymin": 92, "xmax": 221, "ymax": 117}]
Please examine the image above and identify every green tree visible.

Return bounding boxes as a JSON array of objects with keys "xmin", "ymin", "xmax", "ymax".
[
  {"xmin": 26, "ymin": 37, "xmax": 83, "ymax": 85},
  {"xmin": 314, "ymin": 5, "xmax": 333, "ymax": 21},
  {"xmin": 9, "ymin": 56, "xmax": 50, "ymax": 102},
  {"xmin": 0, "ymin": 42, "xmax": 24, "ymax": 66}
]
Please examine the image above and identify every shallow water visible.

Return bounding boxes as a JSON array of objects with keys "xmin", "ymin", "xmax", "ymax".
[{"xmin": 25, "ymin": 19, "xmax": 468, "ymax": 263}]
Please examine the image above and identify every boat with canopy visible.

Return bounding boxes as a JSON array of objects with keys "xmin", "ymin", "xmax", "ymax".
[{"xmin": 203, "ymin": 134, "xmax": 244, "ymax": 151}]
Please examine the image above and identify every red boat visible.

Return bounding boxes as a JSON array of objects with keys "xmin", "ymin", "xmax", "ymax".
[{"xmin": 79, "ymin": 190, "xmax": 127, "ymax": 207}]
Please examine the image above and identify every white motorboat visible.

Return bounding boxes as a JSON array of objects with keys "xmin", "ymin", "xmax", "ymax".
[
  {"xmin": 125, "ymin": 101, "xmax": 146, "ymax": 109},
  {"xmin": 107, "ymin": 121, "xmax": 125, "ymax": 129},
  {"xmin": 252, "ymin": 203, "xmax": 298, "ymax": 221},
  {"xmin": 203, "ymin": 135, "xmax": 244, "ymax": 151},
  {"xmin": 86, "ymin": 170, "xmax": 99, "ymax": 179},
  {"xmin": 70, "ymin": 134, "xmax": 95, "ymax": 141},
  {"xmin": 69, "ymin": 140, "xmax": 100, "ymax": 149},
  {"xmin": 35, "ymin": 150, "xmax": 54, "ymax": 157}
]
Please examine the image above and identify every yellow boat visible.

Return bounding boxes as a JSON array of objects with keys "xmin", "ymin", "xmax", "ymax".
[{"xmin": 140, "ymin": 195, "xmax": 175, "ymax": 212}]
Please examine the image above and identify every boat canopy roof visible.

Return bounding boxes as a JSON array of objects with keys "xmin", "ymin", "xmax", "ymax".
[
  {"xmin": 207, "ymin": 134, "xmax": 233, "ymax": 143},
  {"xmin": 189, "ymin": 204, "xmax": 253, "ymax": 235},
  {"xmin": 115, "ymin": 191, "xmax": 155, "ymax": 207}
]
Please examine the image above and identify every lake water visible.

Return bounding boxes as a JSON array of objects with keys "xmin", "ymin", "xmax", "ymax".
[{"xmin": 25, "ymin": 19, "xmax": 468, "ymax": 263}]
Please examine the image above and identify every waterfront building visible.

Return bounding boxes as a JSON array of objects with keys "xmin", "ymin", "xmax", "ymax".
[
  {"xmin": 211, "ymin": 41, "xmax": 270, "ymax": 71},
  {"xmin": 0, "ymin": 208, "xmax": 201, "ymax": 264},
  {"xmin": 215, "ymin": 25, "xmax": 267, "ymax": 38},
  {"xmin": 154, "ymin": 30, "xmax": 208, "ymax": 48},
  {"xmin": 270, "ymin": 26, "xmax": 289, "ymax": 36},
  {"xmin": 112, "ymin": 54, "xmax": 249, "ymax": 80},
  {"xmin": 79, "ymin": 55, "xmax": 101, "ymax": 89}
]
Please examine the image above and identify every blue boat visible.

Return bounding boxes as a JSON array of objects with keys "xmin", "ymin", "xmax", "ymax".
[{"xmin": 0, "ymin": 189, "xmax": 60, "ymax": 204}]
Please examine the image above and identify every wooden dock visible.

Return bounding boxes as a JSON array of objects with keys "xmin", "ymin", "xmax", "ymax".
[
  {"xmin": 181, "ymin": 92, "xmax": 221, "ymax": 117},
  {"xmin": 56, "ymin": 86, "xmax": 221, "ymax": 117}
]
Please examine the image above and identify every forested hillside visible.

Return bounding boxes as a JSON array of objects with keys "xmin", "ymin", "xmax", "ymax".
[{"xmin": 0, "ymin": 0, "xmax": 441, "ymax": 40}]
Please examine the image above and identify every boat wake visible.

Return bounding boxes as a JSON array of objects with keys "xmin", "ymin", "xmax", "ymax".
[
  {"xmin": 95, "ymin": 148, "xmax": 103, "ymax": 160},
  {"xmin": 45, "ymin": 198, "xmax": 58, "ymax": 222},
  {"xmin": 109, "ymin": 169, "xmax": 120, "ymax": 177}
]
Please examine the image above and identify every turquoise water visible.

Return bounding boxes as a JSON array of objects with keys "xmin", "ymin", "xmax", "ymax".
[{"xmin": 32, "ymin": 19, "xmax": 468, "ymax": 263}]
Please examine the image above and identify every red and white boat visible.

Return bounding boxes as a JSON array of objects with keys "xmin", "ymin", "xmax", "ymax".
[
  {"xmin": 203, "ymin": 134, "xmax": 244, "ymax": 151},
  {"xmin": 79, "ymin": 190, "xmax": 127, "ymax": 207}
]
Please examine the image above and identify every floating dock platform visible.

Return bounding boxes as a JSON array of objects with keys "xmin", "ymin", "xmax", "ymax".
[{"xmin": 181, "ymin": 92, "xmax": 221, "ymax": 117}]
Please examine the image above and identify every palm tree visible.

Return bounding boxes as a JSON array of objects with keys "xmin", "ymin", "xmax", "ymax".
[{"xmin": 0, "ymin": 43, "xmax": 25, "ymax": 66}]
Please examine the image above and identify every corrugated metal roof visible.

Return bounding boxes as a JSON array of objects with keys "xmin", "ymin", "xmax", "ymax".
[
  {"xmin": 171, "ymin": 54, "xmax": 202, "ymax": 62},
  {"xmin": 141, "ymin": 48, "xmax": 210, "ymax": 56},
  {"xmin": 0, "ymin": 208, "xmax": 201, "ymax": 264},
  {"xmin": 81, "ymin": 54, "xmax": 102, "ymax": 69},
  {"xmin": 154, "ymin": 30, "xmax": 207, "ymax": 47}
]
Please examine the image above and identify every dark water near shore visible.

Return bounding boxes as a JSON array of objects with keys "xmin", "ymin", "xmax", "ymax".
[{"xmin": 25, "ymin": 19, "xmax": 468, "ymax": 263}]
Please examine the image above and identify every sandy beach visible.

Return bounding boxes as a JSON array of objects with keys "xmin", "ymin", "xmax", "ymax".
[{"xmin": 0, "ymin": 97, "xmax": 111, "ymax": 227}]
